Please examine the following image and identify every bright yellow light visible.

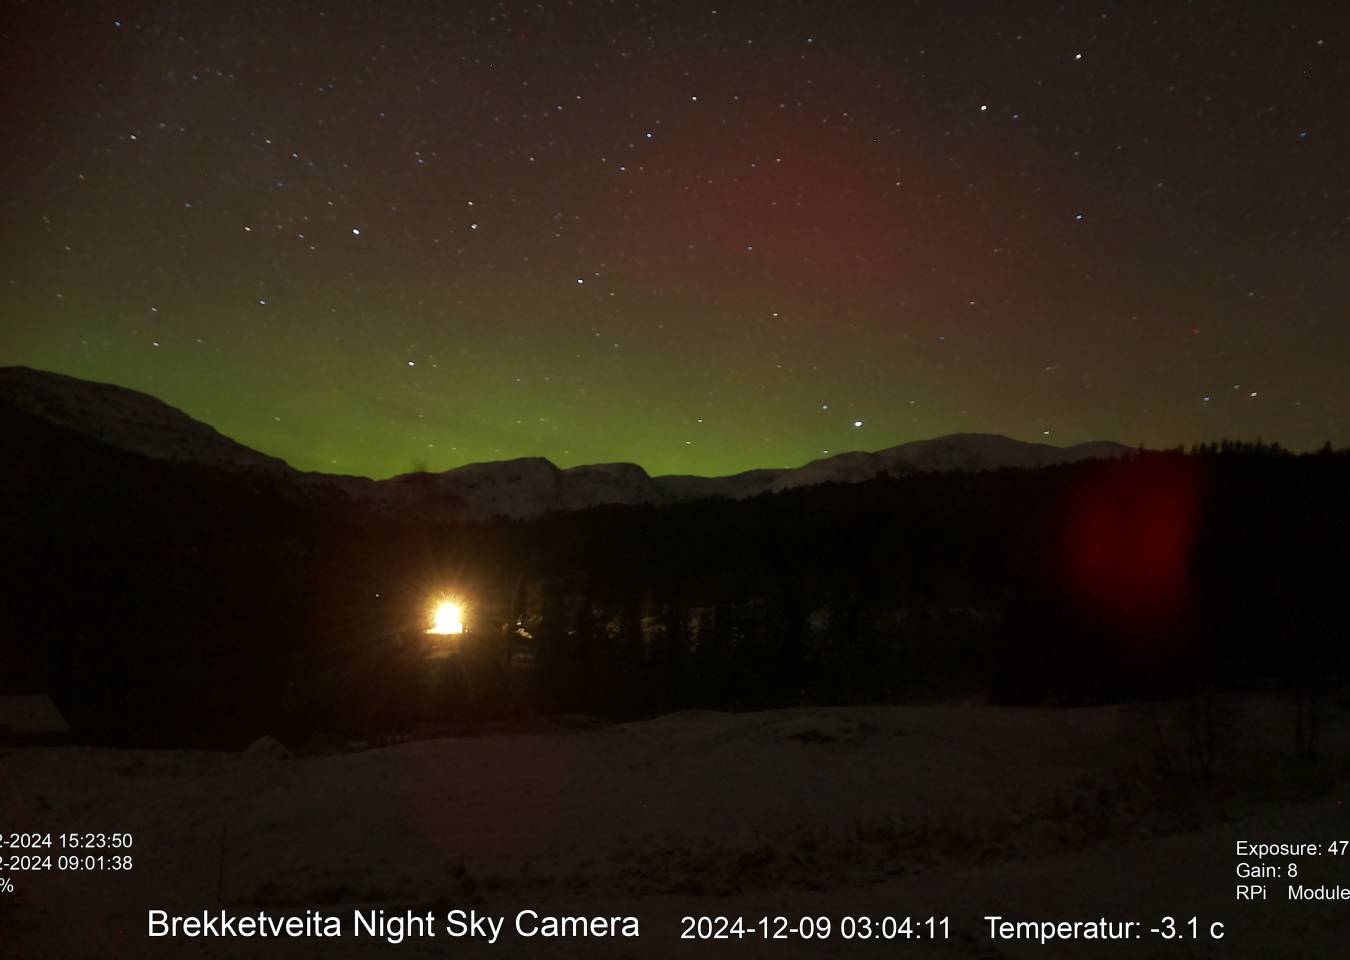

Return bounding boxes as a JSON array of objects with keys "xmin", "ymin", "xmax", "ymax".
[{"xmin": 427, "ymin": 599, "xmax": 465, "ymax": 635}]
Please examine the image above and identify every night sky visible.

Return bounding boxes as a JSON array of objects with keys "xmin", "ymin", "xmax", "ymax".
[{"xmin": 3, "ymin": 2, "xmax": 1347, "ymax": 479}]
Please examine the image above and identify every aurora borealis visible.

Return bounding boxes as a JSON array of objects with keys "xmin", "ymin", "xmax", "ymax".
[{"xmin": 3, "ymin": 1, "xmax": 1347, "ymax": 479}]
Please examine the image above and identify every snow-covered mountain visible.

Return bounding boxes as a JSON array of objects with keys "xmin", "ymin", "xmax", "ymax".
[
  {"xmin": 557, "ymin": 462, "xmax": 663, "ymax": 511},
  {"xmin": 884, "ymin": 433, "xmax": 1128, "ymax": 473},
  {"xmin": 769, "ymin": 433, "xmax": 1130, "ymax": 492},
  {"xmin": 0, "ymin": 366, "xmax": 292, "ymax": 476},
  {"xmin": 2, "ymin": 367, "xmax": 1130, "ymax": 521},
  {"xmin": 769, "ymin": 450, "xmax": 911, "ymax": 492},
  {"xmin": 360, "ymin": 459, "xmax": 665, "ymax": 521},
  {"xmin": 654, "ymin": 468, "xmax": 788, "ymax": 502}
]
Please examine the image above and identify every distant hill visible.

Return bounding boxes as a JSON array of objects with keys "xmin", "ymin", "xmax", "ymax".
[
  {"xmin": 0, "ymin": 366, "xmax": 291, "ymax": 476},
  {"xmin": 769, "ymin": 433, "xmax": 1131, "ymax": 492},
  {"xmin": 0, "ymin": 366, "xmax": 1129, "ymax": 520}
]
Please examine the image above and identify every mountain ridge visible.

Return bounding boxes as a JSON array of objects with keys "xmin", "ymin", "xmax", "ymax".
[{"xmin": 1, "ymin": 365, "xmax": 1131, "ymax": 520}]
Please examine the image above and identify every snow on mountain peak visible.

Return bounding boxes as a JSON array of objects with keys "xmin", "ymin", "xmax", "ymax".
[
  {"xmin": 0, "ymin": 366, "xmax": 292, "ymax": 475},
  {"xmin": 4, "ymin": 367, "xmax": 1131, "ymax": 520}
]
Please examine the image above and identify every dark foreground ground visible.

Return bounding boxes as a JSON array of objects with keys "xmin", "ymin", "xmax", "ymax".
[{"xmin": 4, "ymin": 697, "xmax": 1348, "ymax": 957}]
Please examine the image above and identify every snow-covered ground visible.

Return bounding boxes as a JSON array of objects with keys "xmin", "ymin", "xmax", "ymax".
[{"xmin": 5, "ymin": 697, "xmax": 1347, "ymax": 957}]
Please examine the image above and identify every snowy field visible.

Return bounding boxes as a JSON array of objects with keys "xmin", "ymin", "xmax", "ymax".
[{"xmin": 4, "ymin": 698, "xmax": 1348, "ymax": 957}]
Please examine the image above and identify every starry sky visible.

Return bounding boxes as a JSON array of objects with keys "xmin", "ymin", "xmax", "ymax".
[{"xmin": 3, "ymin": 1, "xmax": 1348, "ymax": 478}]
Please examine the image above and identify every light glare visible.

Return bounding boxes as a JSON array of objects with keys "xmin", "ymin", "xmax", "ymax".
[{"xmin": 427, "ymin": 600, "xmax": 464, "ymax": 635}]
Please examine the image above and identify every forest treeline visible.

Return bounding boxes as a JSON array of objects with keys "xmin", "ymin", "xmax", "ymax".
[{"xmin": 2, "ymin": 408, "xmax": 1348, "ymax": 748}]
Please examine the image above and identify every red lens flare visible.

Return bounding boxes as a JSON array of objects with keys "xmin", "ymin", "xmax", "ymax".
[{"xmin": 1060, "ymin": 455, "xmax": 1206, "ymax": 631}]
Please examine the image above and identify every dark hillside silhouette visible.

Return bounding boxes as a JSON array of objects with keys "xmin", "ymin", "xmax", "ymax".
[{"xmin": 4, "ymin": 397, "xmax": 1349, "ymax": 748}]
